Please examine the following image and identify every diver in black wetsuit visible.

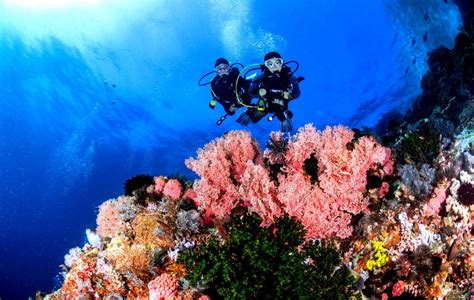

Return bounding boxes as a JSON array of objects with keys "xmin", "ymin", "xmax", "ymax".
[
  {"xmin": 209, "ymin": 58, "xmax": 252, "ymax": 117},
  {"xmin": 237, "ymin": 52, "xmax": 301, "ymax": 132}
]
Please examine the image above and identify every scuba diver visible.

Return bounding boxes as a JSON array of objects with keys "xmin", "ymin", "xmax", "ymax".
[
  {"xmin": 237, "ymin": 52, "xmax": 302, "ymax": 132},
  {"xmin": 199, "ymin": 58, "xmax": 252, "ymax": 125}
]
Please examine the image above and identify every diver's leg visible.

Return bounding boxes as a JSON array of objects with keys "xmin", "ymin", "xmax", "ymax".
[{"xmin": 248, "ymin": 109, "xmax": 267, "ymax": 123}]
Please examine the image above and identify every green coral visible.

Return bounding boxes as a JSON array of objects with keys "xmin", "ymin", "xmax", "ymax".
[
  {"xmin": 397, "ymin": 122, "xmax": 441, "ymax": 163},
  {"xmin": 179, "ymin": 213, "xmax": 358, "ymax": 299},
  {"xmin": 365, "ymin": 240, "xmax": 389, "ymax": 271}
]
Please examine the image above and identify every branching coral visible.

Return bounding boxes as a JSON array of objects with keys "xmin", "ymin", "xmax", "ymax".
[
  {"xmin": 186, "ymin": 125, "xmax": 393, "ymax": 239},
  {"xmin": 444, "ymin": 179, "xmax": 472, "ymax": 238}
]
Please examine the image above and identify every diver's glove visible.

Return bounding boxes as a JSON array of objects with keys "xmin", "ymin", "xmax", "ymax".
[
  {"xmin": 209, "ymin": 99, "xmax": 217, "ymax": 109},
  {"xmin": 284, "ymin": 110, "xmax": 293, "ymax": 119}
]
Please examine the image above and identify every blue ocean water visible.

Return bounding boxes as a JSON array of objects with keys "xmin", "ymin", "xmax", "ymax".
[{"xmin": 0, "ymin": 0, "xmax": 462, "ymax": 298}]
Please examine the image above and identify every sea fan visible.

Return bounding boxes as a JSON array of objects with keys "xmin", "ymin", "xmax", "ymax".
[{"xmin": 124, "ymin": 174, "xmax": 154, "ymax": 196}]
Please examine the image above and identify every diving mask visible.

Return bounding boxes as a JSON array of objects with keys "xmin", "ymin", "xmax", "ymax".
[
  {"xmin": 215, "ymin": 64, "xmax": 230, "ymax": 75},
  {"xmin": 264, "ymin": 58, "xmax": 283, "ymax": 69}
]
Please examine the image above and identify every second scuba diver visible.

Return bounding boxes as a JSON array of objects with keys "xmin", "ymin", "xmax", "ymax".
[
  {"xmin": 237, "ymin": 52, "xmax": 301, "ymax": 132},
  {"xmin": 209, "ymin": 58, "xmax": 252, "ymax": 124}
]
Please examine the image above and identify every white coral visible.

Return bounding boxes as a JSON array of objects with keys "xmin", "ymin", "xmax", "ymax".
[
  {"xmin": 397, "ymin": 212, "xmax": 442, "ymax": 253},
  {"xmin": 64, "ymin": 247, "xmax": 82, "ymax": 268},
  {"xmin": 86, "ymin": 228, "xmax": 101, "ymax": 249}
]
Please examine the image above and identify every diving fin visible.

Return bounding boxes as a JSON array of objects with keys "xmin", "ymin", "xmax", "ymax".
[
  {"xmin": 280, "ymin": 118, "xmax": 293, "ymax": 132},
  {"xmin": 237, "ymin": 110, "xmax": 251, "ymax": 126}
]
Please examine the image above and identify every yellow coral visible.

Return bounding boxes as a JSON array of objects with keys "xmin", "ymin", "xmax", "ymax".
[{"xmin": 366, "ymin": 240, "xmax": 390, "ymax": 271}]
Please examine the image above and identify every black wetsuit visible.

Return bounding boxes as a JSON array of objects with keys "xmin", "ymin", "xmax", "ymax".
[
  {"xmin": 249, "ymin": 66, "xmax": 300, "ymax": 122},
  {"xmin": 211, "ymin": 67, "xmax": 251, "ymax": 115}
]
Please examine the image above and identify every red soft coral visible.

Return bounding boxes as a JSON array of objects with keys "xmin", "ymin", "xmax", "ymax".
[
  {"xmin": 185, "ymin": 130, "xmax": 263, "ymax": 219},
  {"xmin": 392, "ymin": 280, "xmax": 405, "ymax": 297},
  {"xmin": 239, "ymin": 161, "xmax": 282, "ymax": 225},
  {"xmin": 186, "ymin": 125, "xmax": 393, "ymax": 239},
  {"xmin": 277, "ymin": 173, "xmax": 353, "ymax": 238}
]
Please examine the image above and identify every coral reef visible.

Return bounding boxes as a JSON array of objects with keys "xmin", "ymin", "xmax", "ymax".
[
  {"xmin": 39, "ymin": 120, "xmax": 474, "ymax": 299},
  {"xmin": 39, "ymin": 12, "xmax": 474, "ymax": 299},
  {"xmin": 41, "ymin": 120, "xmax": 473, "ymax": 299}
]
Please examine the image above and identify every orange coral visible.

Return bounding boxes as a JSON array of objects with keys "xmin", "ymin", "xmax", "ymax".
[
  {"xmin": 131, "ymin": 212, "xmax": 174, "ymax": 248},
  {"xmin": 115, "ymin": 244, "xmax": 152, "ymax": 281},
  {"xmin": 381, "ymin": 225, "xmax": 401, "ymax": 248},
  {"xmin": 164, "ymin": 260, "xmax": 187, "ymax": 278},
  {"xmin": 58, "ymin": 249, "xmax": 98, "ymax": 299}
]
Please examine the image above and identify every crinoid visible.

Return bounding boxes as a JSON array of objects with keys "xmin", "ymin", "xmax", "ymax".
[{"xmin": 265, "ymin": 132, "xmax": 288, "ymax": 165}]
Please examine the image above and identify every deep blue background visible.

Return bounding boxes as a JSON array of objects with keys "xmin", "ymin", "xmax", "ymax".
[{"xmin": 0, "ymin": 0, "xmax": 462, "ymax": 298}]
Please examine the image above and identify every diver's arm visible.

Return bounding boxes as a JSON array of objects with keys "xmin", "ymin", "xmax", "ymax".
[
  {"xmin": 288, "ymin": 75, "xmax": 301, "ymax": 100},
  {"xmin": 209, "ymin": 79, "xmax": 221, "ymax": 109}
]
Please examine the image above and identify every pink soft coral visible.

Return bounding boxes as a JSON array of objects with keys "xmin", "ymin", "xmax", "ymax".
[
  {"xmin": 148, "ymin": 273, "xmax": 179, "ymax": 300},
  {"xmin": 185, "ymin": 130, "xmax": 263, "ymax": 218},
  {"xmin": 163, "ymin": 179, "xmax": 183, "ymax": 201},
  {"xmin": 276, "ymin": 172, "xmax": 353, "ymax": 238},
  {"xmin": 280, "ymin": 125, "xmax": 392, "ymax": 238},
  {"xmin": 239, "ymin": 161, "xmax": 282, "ymax": 226},
  {"xmin": 154, "ymin": 176, "xmax": 167, "ymax": 195},
  {"xmin": 378, "ymin": 182, "xmax": 390, "ymax": 198},
  {"xmin": 96, "ymin": 197, "xmax": 128, "ymax": 238},
  {"xmin": 186, "ymin": 125, "xmax": 393, "ymax": 239},
  {"xmin": 424, "ymin": 186, "xmax": 448, "ymax": 217}
]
